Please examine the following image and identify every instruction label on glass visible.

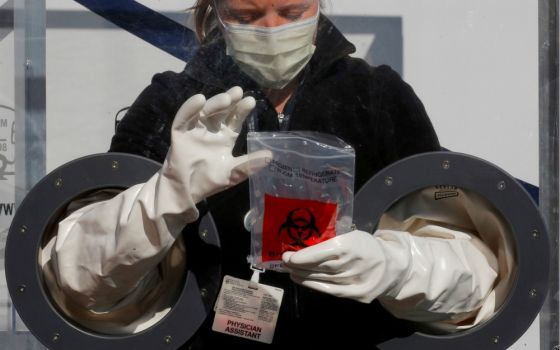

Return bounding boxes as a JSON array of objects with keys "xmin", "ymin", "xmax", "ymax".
[{"xmin": 212, "ymin": 275, "xmax": 284, "ymax": 344}]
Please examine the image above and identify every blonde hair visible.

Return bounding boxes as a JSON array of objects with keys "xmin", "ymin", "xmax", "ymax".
[{"xmin": 191, "ymin": 0, "xmax": 324, "ymax": 43}]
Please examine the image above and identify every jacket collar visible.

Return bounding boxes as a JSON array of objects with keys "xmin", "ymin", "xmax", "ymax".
[{"xmin": 184, "ymin": 15, "xmax": 356, "ymax": 91}]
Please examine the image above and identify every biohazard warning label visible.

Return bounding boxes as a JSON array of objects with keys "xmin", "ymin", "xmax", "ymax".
[
  {"xmin": 262, "ymin": 194, "xmax": 337, "ymax": 262},
  {"xmin": 212, "ymin": 276, "xmax": 284, "ymax": 344}
]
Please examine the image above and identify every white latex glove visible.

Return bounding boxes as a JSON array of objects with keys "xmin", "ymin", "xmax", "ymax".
[
  {"xmin": 282, "ymin": 229, "xmax": 497, "ymax": 323},
  {"xmin": 154, "ymin": 86, "xmax": 259, "ymax": 225},
  {"xmin": 50, "ymin": 87, "xmax": 266, "ymax": 310}
]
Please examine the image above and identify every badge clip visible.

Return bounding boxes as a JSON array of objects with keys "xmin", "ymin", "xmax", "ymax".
[{"xmin": 249, "ymin": 264, "xmax": 266, "ymax": 286}]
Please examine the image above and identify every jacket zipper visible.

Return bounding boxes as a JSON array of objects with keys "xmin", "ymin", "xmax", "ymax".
[{"xmin": 292, "ymin": 283, "xmax": 301, "ymax": 319}]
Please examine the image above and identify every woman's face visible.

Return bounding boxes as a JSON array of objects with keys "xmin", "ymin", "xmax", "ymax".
[{"xmin": 216, "ymin": 0, "xmax": 319, "ymax": 27}]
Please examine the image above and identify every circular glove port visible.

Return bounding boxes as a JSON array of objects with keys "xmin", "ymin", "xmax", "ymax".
[
  {"xmin": 354, "ymin": 151, "xmax": 548, "ymax": 350},
  {"xmin": 5, "ymin": 153, "xmax": 221, "ymax": 350}
]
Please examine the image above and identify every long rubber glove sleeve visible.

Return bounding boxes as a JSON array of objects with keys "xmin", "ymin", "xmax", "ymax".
[
  {"xmin": 376, "ymin": 228, "xmax": 498, "ymax": 323},
  {"xmin": 283, "ymin": 228, "xmax": 498, "ymax": 325},
  {"xmin": 50, "ymin": 87, "xmax": 265, "ymax": 310}
]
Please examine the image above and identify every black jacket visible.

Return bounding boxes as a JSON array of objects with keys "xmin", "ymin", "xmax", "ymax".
[{"xmin": 110, "ymin": 15, "xmax": 440, "ymax": 349}]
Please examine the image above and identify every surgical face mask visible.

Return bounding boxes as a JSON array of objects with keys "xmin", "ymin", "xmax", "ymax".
[{"xmin": 220, "ymin": 12, "xmax": 319, "ymax": 89}]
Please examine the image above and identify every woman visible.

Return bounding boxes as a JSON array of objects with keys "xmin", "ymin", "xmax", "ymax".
[{"xmin": 44, "ymin": 0, "xmax": 499, "ymax": 348}]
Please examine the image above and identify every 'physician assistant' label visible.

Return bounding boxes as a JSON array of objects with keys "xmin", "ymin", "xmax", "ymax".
[{"xmin": 212, "ymin": 275, "xmax": 284, "ymax": 344}]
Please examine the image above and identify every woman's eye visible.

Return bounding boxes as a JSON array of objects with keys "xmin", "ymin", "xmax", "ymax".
[
  {"xmin": 224, "ymin": 10, "xmax": 261, "ymax": 24},
  {"xmin": 280, "ymin": 9, "xmax": 307, "ymax": 21},
  {"xmin": 234, "ymin": 15, "xmax": 258, "ymax": 24}
]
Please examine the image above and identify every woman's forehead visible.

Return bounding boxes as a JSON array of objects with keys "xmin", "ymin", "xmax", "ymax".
[{"xmin": 219, "ymin": 0, "xmax": 316, "ymax": 9}]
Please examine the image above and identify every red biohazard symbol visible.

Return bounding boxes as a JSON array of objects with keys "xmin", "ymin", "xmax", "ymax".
[
  {"xmin": 278, "ymin": 208, "xmax": 320, "ymax": 248},
  {"xmin": 262, "ymin": 194, "xmax": 337, "ymax": 262}
]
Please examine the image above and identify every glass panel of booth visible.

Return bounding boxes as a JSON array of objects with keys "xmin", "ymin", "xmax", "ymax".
[
  {"xmin": 0, "ymin": 0, "xmax": 19, "ymax": 346},
  {"xmin": 0, "ymin": 59, "xmax": 13, "ymax": 347},
  {"xmin": 0, "ymin": 0, "xmax": 556, "ymax": 349},
  {"xmin": 2, "ymin": 0, "xmax": 46, "ymax": 348}
]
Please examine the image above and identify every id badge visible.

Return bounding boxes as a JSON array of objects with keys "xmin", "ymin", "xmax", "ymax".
[{"xmin": 212, "ymin": 275, "xmax": 284, "ymax": 344}]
